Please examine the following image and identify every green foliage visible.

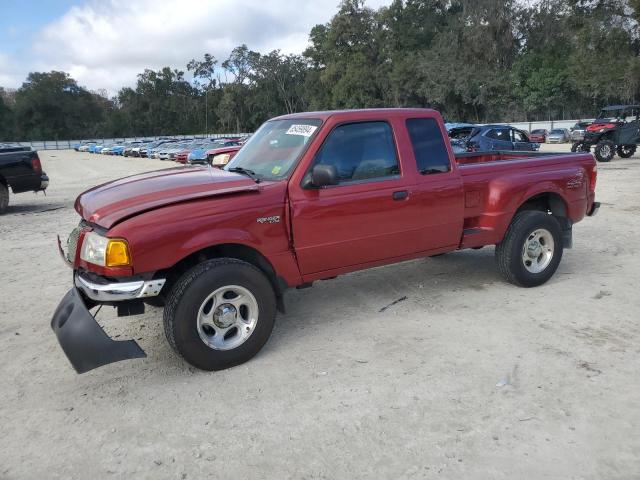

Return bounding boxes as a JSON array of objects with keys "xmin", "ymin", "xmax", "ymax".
[{"xmin": 1, "ymin": 0, "xmax": 639, "ymax": 141}]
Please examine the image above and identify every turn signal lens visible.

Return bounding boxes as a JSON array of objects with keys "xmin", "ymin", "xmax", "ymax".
[{"xmin": 105, "ymin": 239, "xmax": 131, "ymax": 267}]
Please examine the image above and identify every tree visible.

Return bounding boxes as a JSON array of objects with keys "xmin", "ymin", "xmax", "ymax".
[
  {"xmin": 12, "ymin": 71, "xmax": 107, "ymax": 140},
  {"xmin": 0, "ymin": 88, "xmax": 15, "ymax": 141}
]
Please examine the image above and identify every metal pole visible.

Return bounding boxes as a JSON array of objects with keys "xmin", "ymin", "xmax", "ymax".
[{"xmin": 205, "ymin": 89, "xmax": 208, "ymax": 137}]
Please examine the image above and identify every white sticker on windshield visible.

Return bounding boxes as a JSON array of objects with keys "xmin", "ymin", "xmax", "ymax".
[{"xmin": 286, "ymin": 124, "xmax": 317, "ymax": 137}]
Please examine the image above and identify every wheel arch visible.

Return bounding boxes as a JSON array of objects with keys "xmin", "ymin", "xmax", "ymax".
[
  {"xmin": 157, "ymin": 243, "xmax": 288, "ymax": 312},
  {"xmin": 516, "ymin": 191, "xmax": 568, "ymax": 219},
  {"xmin": 513, "ymin": 191, "xmax": 572, "ymax": 246}
]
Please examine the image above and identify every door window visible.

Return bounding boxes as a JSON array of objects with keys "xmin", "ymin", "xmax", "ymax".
[
  {"xmin": 512, "ymin": 130, "xmax": 527, "ymax": 142},
  {"xmin": 311, "ymin": 122, "xmax": 399, "ymax": 184},
  {"xmin": 486, "ymin": 128, "xmax": 510, "ymax": 141}
]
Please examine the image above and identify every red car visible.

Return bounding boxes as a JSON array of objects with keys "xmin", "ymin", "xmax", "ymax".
[
  {"xmin": 174, "ymin": 149, "xmax": 191, "ymax": 164},
  {"xmin": 52, "ymin": 108, "xmax": 599, "ymax": 373},
  {"xmin": 201, "ymin": 145, "xmax": 241, "ymax": 167},
  {"xmin": 529, "ymin": 129, "xmax": 548, "ymax": 143}
]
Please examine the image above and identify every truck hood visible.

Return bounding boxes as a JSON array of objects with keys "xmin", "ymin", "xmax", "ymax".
[{"xmin": 75, "ymin": 166, "xmax": 260, "ymax": 228}]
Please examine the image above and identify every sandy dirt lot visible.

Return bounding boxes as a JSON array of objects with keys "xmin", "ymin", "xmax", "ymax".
[{"xmin": 1, "ymin": 146, "xmax": 639, "ymax": 479}]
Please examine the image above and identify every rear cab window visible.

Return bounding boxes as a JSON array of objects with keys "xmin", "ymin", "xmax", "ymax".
[{"xmin": 406, "ymin": 118, "xmax": 451, "ymax": 174}]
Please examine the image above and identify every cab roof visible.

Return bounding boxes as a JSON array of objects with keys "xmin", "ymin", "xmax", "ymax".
[{"xmin": 272, "ymin": 108, "xmax": 440, "ymax": 121}]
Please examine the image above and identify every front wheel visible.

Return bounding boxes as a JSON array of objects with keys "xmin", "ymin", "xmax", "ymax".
[
  {"xmin": 163, "ymin": 258, "xmax": 276, "ymax": 371},
  {"xmin": 594, "ymin": 140, "xmax": 615, "ymax": 162},
  {"xmin": 495, "ymin": 211, "xmax": 563, "ymax": 287},
  {"xmin": 617, "ymin": 145, "xmax": 636, "ymax": 158}
]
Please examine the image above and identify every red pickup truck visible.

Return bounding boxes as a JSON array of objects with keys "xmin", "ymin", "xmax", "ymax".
[{"xmin": 51, "ymin": 108, "xmax": 599, "ymax": 373}]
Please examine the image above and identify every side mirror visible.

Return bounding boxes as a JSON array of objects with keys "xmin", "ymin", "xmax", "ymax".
[{"xmin": 309, "ymin": 164, "xmax": 338, "ymax": 188}]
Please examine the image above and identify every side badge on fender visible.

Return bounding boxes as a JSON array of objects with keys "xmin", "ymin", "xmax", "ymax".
[{"xmin": 257, "ymin": 216, "xmax": 281, "ymax": 224}]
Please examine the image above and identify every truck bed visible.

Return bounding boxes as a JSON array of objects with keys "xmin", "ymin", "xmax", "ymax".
[
  {"xmin": 454, "ymin": 150, "xmax": 597, "ymax": 249},
  {"xmin": 455, "ymin": 150, "xmax": 568, "ymax": 165},
  {"xmin": 0, "ymin": 147, "xmax": 48, "ymax": 194}
]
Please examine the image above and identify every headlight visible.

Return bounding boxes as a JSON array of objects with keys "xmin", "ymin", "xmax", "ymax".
[{"xmin": 80, "ymin": 232, "xmax": 131, "ymax": 267}]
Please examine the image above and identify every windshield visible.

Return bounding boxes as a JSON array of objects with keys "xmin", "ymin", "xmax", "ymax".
[
  {"xmin": 550, "ymin": 129, "xmax": 564, "ymax": 134},
  {"xmin": 532, "ymin": 129, "xmax": 545, "ymax": 134},
  {"xmin": 225, "ymin": 118, "xmax": 322, "ymax": 181}
]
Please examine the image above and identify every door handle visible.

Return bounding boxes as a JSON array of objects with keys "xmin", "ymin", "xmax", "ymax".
[{"xmin": 392, "ymin": 190, "xmax": 409, "ymax": 201}]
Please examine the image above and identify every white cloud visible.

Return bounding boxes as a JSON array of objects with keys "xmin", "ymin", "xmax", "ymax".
[
  {"xmin": 0, "ymin": 52, "xmax": 25, "ymax": 89},
  {"xmin": 3, "ymin": 0, "xmax": 391, "ymax": 94}
]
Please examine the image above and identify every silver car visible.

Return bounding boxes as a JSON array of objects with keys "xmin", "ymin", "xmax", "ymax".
[
  {"xmin": 547, "ymin": 128, "xmax": 570, "ymax": 143},
  {"xmin": 570, "ymin": 122, "xmax": 591, "ymax": 142}
]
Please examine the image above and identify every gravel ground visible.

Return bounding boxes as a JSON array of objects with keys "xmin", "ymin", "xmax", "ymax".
[{"xmin": 1, "ymin": 145, "xmax": 639, "ymax": 479}]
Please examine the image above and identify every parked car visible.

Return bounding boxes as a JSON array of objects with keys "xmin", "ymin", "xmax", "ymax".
[
  {"xmin": 187, "ymin": 140, "xmax": 241, "ymax": 164},
  {"xmin": 100, "ymin": 143, "xmax": 118, "ymax": 155},
  {"xmin": 446, "ymin": 124, "xmax": 476, "ymax": 153},
  {"xmin": 193, "ymin": 145, "xmax": 241, "ymax": 166},
  {"xmin": 0, "ymin": 145, "xmax": 48, "ymax": 214},
  {"xmin": 74, "ymin": 140, "xmax": 96, "ymax": 151},
  {"xmin": 78, "ymin": 142, "xmax": 97, "ymax": 152},
  {"xmin": 88, "ymin": 143, "xmax": 103, "ymax": 154},
  {"xmin": 572, "ymin": 104, "xmax": 640, "ymax": 162},
  {"xmin": 529, "ymin": 129, "xmax": 548, "ymax": 143},
  {"xmin": 110, "ymin": 144, "xmax": 127, "ymax": 156},
  {"xmin": 170, "ymin": 142, "xmax": 202, "ymax": 162},
  {"xmin": 122, "ymin": 141, "xmax": 145, "ymax": 157},
  {"xmin": 156, "ymin": 141, "xmax": 192, "ymax": 160},
  {"xmin": 450, "ymin": 125, "xmax": 539, "ymax": 152},
  {"xmin": 570, "ymin": 122, "xmax": 591, "ymax": 142},
  {"xmin": 547, "ymin": 128, "xmax": 570, "ymax": 144},
  {"xmin": 142, "ymin": 140, "xmax": 175, "ymax": 158},
  {"xmin": 51, "ymin": 108, "xmax": 599, "ymax": 374},
  {"xmin": 155, "ymin": 143, "xmax": 181, "ymax": 160},
  {"xmin": 127, "ymin": 140, "xmax": 153, "ymax": 157}
]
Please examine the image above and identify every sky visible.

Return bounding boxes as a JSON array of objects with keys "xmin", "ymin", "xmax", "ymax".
[{"xmin": 0, "ymin": 0, "xmax": 393, "ymax": 95}]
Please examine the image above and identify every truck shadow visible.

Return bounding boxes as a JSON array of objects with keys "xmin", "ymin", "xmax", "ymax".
[
  {"xmin": 266, "ymin": 248, "xmax": 504, "ymax": 352},
  {"xmin": 3, "ymin": 202, "xmax": 67, "ymax": 215}
]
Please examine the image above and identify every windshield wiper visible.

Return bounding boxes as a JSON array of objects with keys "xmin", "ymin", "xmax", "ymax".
[{"xmin": 227, "ymin": 167, "xmax": 260, "ymax": 183}]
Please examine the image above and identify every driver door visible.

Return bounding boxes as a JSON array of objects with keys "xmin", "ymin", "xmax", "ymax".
[{"xmin": 289, "ymin": 120, "xmax": 423, "ymax": 275}]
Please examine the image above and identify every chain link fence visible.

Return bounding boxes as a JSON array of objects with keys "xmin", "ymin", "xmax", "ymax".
[{"xmin": 9, "ymin": 133, "xmax": 250, "ymax": 151}]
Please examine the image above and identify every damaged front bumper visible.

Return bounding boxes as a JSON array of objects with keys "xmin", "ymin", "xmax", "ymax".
[
  {"xmin": 75, "ymin": 271, "xmax": 165, "ymax": 302},
  {"xmin": 51, "ymin": 288, "xmax": 146, "ymax": 374}
]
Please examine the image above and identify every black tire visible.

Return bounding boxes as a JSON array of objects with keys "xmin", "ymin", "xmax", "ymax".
[
  {"xmin": 617, "ymin": 145, "xmax": 636, "ymax": 158},
  {"xmin": 163, "ymin": 258, "xmax": 276, "ymax": 371},
  {"xmin": 0, "ymin": 182, "xmax": 9, "ymax": 214},
  {"xmin": 495, "ymin": 211, "xmax": 563, "ymax": 287},
  {"xmin": 594, "ymin": 140, "xmax": 615, "ymax": 162},
  {"xmin": 571, "ymin": 142, "xmax": 589, "ymax": 153}
]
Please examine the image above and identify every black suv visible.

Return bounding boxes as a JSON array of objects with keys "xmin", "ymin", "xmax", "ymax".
[{"xmin": 572, "ymin": 105, "xmax": 640, "ymax": 162}]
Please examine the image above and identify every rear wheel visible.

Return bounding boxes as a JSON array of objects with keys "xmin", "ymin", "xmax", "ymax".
[
  {"xmin": 496, "ymin": 211, "xmax": 563, "ymax": 287},
  {"xmin": 594, "ymin": 140, "xmax": 615, "ymax": 162},
  {"xmin": 163, "ymin": 258, "xmax": 276, "ymax": 371},
  {"xmin": 617, "ymin": 145, "xmax": 636, "ymax": 158},
  {"xmin": 0, "ymin": 182, "xmax": 9, "ymax": 214},
  {"xmin": 571, "ymin": 142, "xmax": 589, "ymax": 153}
]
